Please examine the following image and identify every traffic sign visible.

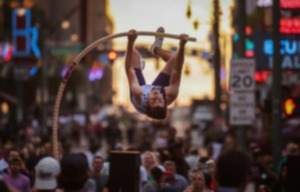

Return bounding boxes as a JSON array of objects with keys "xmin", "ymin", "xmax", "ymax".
[
  {"xmin": 230, "ymin": 59, "xmax": 255, "ymax": 92},
  {"xmin": 50, "ymin": 46, "xmax": 83, "ymax": 56},
  {"xmin": 229, "ymin": 92, "xmax": 255, "ymax": 125}
]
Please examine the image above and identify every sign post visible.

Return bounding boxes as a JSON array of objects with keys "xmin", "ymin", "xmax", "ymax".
[{"xmin": 229, "ymin": 59, "xmax": 256, "ymax": 146}]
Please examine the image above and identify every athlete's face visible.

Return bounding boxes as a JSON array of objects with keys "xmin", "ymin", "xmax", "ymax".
[{"xmin": 148, "ymin": 89, "xmax": 165, "ymax": 108}]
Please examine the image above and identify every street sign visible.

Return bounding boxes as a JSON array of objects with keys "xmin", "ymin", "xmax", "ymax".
[
  {"xmin": 229, "ymin": 92, "xmax": 255, "ymax": 125},
  {"xmin": 230, "ymin": 59, "xmax": 255, "ymax": 92},
  {"xmin": 50, "ymin": 46, "xmax": 83, "ymax": 56}
]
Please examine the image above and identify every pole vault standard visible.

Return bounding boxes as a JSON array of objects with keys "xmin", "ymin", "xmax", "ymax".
[{"xmin": 52, "ymin": 31, "xmax": 197, "ymax": 159}]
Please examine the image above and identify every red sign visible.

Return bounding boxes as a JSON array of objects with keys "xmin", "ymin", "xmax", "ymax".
[
  {"xmin": 281, "ymin": 0, "xmax": 300, "ymax": 8},
  {"xmin": 255, "ymin": 71, "xmax": 270, "ymax": 83},
  {"xmin": 280, "ymin": 18, "xmax": 300, "ymax": 34}
]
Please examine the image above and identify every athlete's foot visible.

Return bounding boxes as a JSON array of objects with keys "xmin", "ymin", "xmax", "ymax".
[{"xmin": 150, "ymin": 27, "xmax": 165, "ymax": 56}]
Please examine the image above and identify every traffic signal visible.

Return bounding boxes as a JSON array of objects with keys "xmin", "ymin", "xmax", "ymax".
[
  {"xmin": 284, "ymin": 98, "xmax": 296, "ymax": 115},
  {"xmin": 107, "ymin": 50, "xmax": 117, "ymax": 61},
  {"xmin": 99, "ymin": 50, "xmax": 123, "ymax": 64},
  {"xmin": 232, "ymin": 26, "xmax": 254, "ymax": 58},
  {"xmin": 283, "ymin": 97, "xmax": 300, "ymax": 117}
]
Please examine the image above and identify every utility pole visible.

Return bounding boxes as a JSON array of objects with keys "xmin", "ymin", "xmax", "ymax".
[
  {"xmin": 272, "ymin": 0, "xmax": 282, "ymax": 167},
  {"xmin": 80, "ymin": 0, "xmax": 87, "ymax": 44},
  {"xmin": 237, "ymin": 0, "xmax": 246, "ymax": 58},
  {"xmin": 41, "ymin": 47, "xmax": 48, "ymax": 136},
  {"xmin": 213, "ymin": 0, "xmax": 221, "ymax": 117},
  {"xmin": 236, "ymin": 0, "xmax": 247, "ymax": 149}
]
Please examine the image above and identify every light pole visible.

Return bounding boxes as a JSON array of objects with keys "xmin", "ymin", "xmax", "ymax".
[
  {"xmin": 271, "ymin": 0, "xmax": 282, "ymax": 168},
  {"xmin": 213, "ymin": 0, "xmax": 221, "ymax": 116},
  {"xmin": 236, "ymin": 0, "xmax": 247, "ymax": 149}
]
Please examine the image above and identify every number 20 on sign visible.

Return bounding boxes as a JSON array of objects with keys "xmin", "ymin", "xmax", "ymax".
[{"xmin": 230, "ymin": 59, "xmax": 256, "ymax": 92}]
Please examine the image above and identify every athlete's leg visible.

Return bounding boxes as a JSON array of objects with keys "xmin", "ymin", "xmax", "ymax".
[
  {"xmin": 152, "ymin": 37, "xmax": 186, "ymax": 86},
  {"xmin": 151, "ymin": 50, "xmax": 176, "ymax": 86},
  {"xmin": 154, "ymin": 47, "xmax": 173, "ymax": 62}
]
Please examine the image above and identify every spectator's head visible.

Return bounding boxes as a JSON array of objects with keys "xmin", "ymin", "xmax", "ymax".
[
  {"xmin": 57, "ymin": 153, "xmax": 89, "ymax": 191},
  {"xmin": 168, "ymin": 127, "xmax": 177, "ymax": 138},
  {"xmin": 8, "ymin": 157, "xmax": 22, "ymax": 175},
  {"xmin": 150, "ymin": 166, "xmax": 163, "ymax": 183},
  {"xmin": 163, "ymin": 160, "xmax": 176, "ymax": 181},
  {"xmin": 6, "ymin": 147, "xmax": 20, "ymax": 162},
  {"xmin": 34, "ymin": 157, "xmax": 60, "ymax": 191},
  {"xmin": 205, "ymin": 159, "xmax": 216, "ymax": 175},
  {"xmin": 168, "ymin": 141, "xmax": 184, "ymax": 158},
  {"xmin": 92, "ymin": 155, "xmax": 104, "ymax": 173},
  {"xmin": 189, "ymin": 169, "xmax": 206, "ymax": 191},
  {"xmin": 251, "ymin": 147, "xmax": 262, "ymax": 161},
  {"xmin": 142, "ymin": 151, "xmax": 157, "ymax": 169},
  {"xmin": 286, "ymin": 142, "xmax": 299, "ymax": 156},
  {"xmin": 89, "ymin": 138, "xmax": 101, "ymax": 153},
  {"xmin": 145, "ymin": 97, "xmax": 167, "ymax": 120},
  {"xmin": 216, "ymin": 148, "xmax": 251, "ymax": 189}
]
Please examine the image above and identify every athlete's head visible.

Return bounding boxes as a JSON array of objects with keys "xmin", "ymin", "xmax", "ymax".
[{"xmin": 145, "ymin": 89, "xmax": 167, "ymax": 119}]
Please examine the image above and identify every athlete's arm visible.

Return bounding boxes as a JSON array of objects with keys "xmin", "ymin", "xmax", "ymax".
[
  {"xmin": 125, "ymin": 30, "xmax": 142, "ymax": 99},
  {"xmin": 165, "ymin": 34, "xmax": 188, "ymax": 104}
]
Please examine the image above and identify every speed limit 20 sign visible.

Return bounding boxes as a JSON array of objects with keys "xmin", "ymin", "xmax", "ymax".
[
  {"xmin": 229, "ymin": 59, "xmax": 255, "ymax": 126},
  {"xmin": 230, "ymin": 59, "xmax": 255, "ymax": 92}
]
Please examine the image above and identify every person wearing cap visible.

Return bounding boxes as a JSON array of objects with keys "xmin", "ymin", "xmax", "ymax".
[
  {"xmin": 2, "ymin": 157, "xmax": 31, "ymax": 192},
  {"xmin": 33, "ymin": 156, "xmax": 61, "ymax": 192},
  {"xmin": 142, "ymin": 166, "xmax": 174, "ymax": 192},
  {"xmin": 162, "ymin": 160, "xmax": 188, "ymax": 192}
]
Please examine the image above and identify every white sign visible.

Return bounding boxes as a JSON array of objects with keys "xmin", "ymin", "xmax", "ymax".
[
  {"xmin": 230, "ymin": 92, "xmax": 255, "ymax": 125},
  {"xmin": 230, "ymin": 59, "xmax": 255, "ymax": 92}
]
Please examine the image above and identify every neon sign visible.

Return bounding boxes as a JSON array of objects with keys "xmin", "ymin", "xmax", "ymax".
[
  {"xmin": 254, "ymin": 32, "xmax": 300, "ymax": 70},
  {"xmin": 12, "ymin": 8, "xmax": 41, "ymax": 58},
  {"xmin": 88, "ymin": 69, "xmax": 104, "ymax": 81},
  {"xmin": 0, "ymin": 43, "xmax": 13, "ymax": 62},
  {"xmin": 263, "ymin": 39, "xmax": 298, "ymax": 55},
  {"xmin": 264, "ymin": 39, "xmax": 300, "ymax": 69},
  {"xmin": 281, "ymin": 0, "xmax": 300, "ymax": 8},
  {"xmin": 88, "ymin": 61, "xmax": 104, "ymax": 81},
  {"xmin": 257, "ymin": 0, "xmax": 300, "ymax": 8},
  {"xmin": 255, "ymin": 71, "xmax": 270, "ymax": 83},
  {"xmin": 280, "ymin": 18, "xmax": 300, "ymax": 34}
]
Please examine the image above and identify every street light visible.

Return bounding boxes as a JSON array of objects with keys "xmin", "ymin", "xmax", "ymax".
[
  {"xmin": 61, "ymin": 20, "xmax": 70, "ymax": 30},
  {"xmin": 1, "ymin": 102, "xmax": 9, "ymax": 114},
  {"xmin": 70, "ymin": 33, "xmax": 78, "ymax": 42}
]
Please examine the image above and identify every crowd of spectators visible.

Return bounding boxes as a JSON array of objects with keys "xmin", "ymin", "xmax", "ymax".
[{"xmin": 0, "ymin": 105, "xmax": 299, "ymax": 191}]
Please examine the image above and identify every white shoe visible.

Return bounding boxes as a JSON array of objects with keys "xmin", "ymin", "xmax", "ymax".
[{"xmin": 150, "ymin": 27, "xmax": 165, "ymax": 55}]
